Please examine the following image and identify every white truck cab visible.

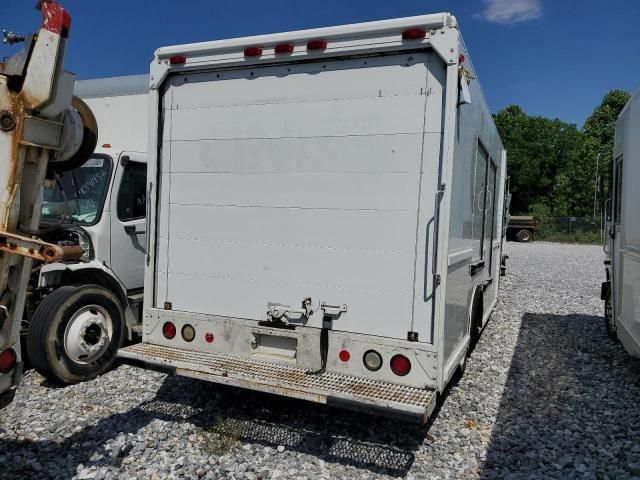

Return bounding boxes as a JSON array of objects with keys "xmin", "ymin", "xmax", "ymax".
[{"xmin": 24, "ymin": 76, "xmax": 149, "ymax": 384}]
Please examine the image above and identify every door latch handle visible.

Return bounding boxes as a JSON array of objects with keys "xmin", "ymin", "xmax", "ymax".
[{"xmin": 124, "ymin": 225, "xmax": 145, "ymax": 235}]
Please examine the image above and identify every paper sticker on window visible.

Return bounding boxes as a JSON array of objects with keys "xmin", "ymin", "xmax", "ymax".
[{"xmin": 82, "ymin": 157, "xmax": 104, "ymax": 168}]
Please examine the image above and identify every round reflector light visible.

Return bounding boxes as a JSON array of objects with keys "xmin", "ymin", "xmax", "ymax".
[
  {"xmin": 205, "ymin": 332, "xmax": 215, "ymax": 343},
  {"xmin": 338, "ymin": 349, "xmax": 350, "ymax": 362},
  {"xmin": 181, "ymin": 324, "xmax": 196, "ymax": 342},
  {"xmin": 0, "ymin": 349, "xmax": 16, "ymax": 373},
  {"xmin": 363, "ymin": 350, "xmax": 383, "ymax": 372},
  {"xmin": 390, "ymin": 354, "xmax": 411, "ymax": 376},
  {"xmin": 162, "ymin": 322, "xmax": 176, "ymax": 340}
]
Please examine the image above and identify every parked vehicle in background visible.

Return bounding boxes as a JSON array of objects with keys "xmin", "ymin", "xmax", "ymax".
[
  {"xmin": 0, "ymin": 2, "xmax": 97, "ymax": 408},
  {"xmin": 119, "ymin": 13, "xmax": 508, "ymax": 422},
  {"xmin": 602, "ymin": 88, "xmax": 640, "ymax": 358},
  {"xmin": 25, "ymin": 75, "xmax": 149, "ymax": 384},
  {"xmin": 507, "ymin": 216, "xmax": 539, "ymax": 242}
]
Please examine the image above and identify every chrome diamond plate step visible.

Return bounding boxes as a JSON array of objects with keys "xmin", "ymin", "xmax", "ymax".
[{"xmin": 119, "ymin": 343, "xmax": 436, "ymax": 422}]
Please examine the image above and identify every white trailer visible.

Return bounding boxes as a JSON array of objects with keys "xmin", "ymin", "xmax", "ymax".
[
  {"xmin": 25, "ymin": 75, "xmax": 149, "ymax": 384},
  {"xmin": 119, "ymin": 13, "xmax": 507, "ymax": 421},
  {"xmin": 603, "ymin": 88, "xmax": 640, "ymax": 358}
]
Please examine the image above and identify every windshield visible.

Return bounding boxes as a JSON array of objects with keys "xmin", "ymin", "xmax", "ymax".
[{"xmin": 42, "ymin": 155, "xmax": 112, "ymax": 225}]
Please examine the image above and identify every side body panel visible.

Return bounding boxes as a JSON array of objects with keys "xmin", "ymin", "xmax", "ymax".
[
  {"xmin": 613, "ymin": 89, "xmax": 640, "ymax": 358},
  {"xmin": 441, "ymin": 39, "xmax": 506, "ymax": 379}
]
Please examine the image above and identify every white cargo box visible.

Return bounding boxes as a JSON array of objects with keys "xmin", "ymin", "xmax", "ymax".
[{"xmin": 120, "ymin": 12, "xmax": 507, "ymax": 421}]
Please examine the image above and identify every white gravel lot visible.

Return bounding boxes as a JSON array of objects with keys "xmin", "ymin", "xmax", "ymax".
[{"xmin": 1, "ymin": 242, "xmax": 639, "ymax": 480}]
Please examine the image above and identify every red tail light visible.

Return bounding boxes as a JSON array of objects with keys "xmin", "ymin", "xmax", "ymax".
[
  {"xmin": 307, "ymin": 39, "xmax": 328, "ymax": 51},
  {"xmin": 402, "ymin": 28, "xmax": 427, "ymax": 40},
  {"xmin": 338, "ymin": 350, "xmax": 351, "ymax": 362},
  {"xmin": 390, "ymin": 354, "xmax": 411, "ymax": 376},
  {"xmin": 205, "ymin": 332, "xmax": 215, "ymax": 343},
  {"xmin": 162, "ymin": 322, "xmax": 176, "ymax": 340},
  {"xmin": 169, "ymin": 55, "xmax": 187, "ymax": 65},
  {"xmin": 458, "ymin": 54, "xmax": 465, "ymax": 64},
  {"xmin": 0, "ymin": 349, "xmax": 16, "ymax": 373},
  {"xmin": 274, "ymin": 43, "xmax": 294, "ymax": 54},
  {"xmin": 244, "ymin": 46, "xmax": 263, "ymax": 57}
]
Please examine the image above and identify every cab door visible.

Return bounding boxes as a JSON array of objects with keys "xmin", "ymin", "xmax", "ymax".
[{"xmin": 109, "ymin": 152, "xmax": 147, "ymax": 290}]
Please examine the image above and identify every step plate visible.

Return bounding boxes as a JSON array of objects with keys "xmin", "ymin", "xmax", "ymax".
[{"xmin": 119, "ymin": 343, "xmax": 436, "ymax": 422}]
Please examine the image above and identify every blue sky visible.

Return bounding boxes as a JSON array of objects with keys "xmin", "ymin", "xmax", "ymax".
[{"xmin": 1, "ymin": 0, "xmax": 638, "ymax": 126}]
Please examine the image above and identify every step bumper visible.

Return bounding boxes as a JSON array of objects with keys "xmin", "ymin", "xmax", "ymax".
[{"xmin": 118, "ymin": 343, "xmax": 436, "ymax": 422}]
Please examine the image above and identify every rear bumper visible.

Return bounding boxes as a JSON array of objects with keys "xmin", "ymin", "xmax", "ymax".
[{"xmin": 118, "ymin": 343, "xmax": 437, "ymax": 423}]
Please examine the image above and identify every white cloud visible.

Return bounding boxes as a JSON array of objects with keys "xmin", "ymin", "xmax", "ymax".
[{"xmin": 476, "ymin": 0, "xmax": 543, "ymax": 24}]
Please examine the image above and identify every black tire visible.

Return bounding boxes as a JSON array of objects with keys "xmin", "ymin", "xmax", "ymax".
[
  {"xmin": 467, "ymin": 290, "xmax": 484, "ymax": 355},
  {"xmin": 516, "ymin": 229, "xmax": 532, "ymax": 242},
  {"xmin": 26, "ymin": 284, "xmax": 124, "ymax": 385}
]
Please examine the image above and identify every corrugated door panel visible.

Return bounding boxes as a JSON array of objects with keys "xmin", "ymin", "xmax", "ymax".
[{"xmin": 156, "ymin": 53, "xmax": 440, "ymax": 340}]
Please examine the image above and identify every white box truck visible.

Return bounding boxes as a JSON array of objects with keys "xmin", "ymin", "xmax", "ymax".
[
  {"xmin": 603, "ymin": 88, "xmax": 640, "ymax": 358},
  {"xmin": 119, "ymin": 13, "xmax": 507, "ymax": 422},
  {"xmin": 24, "ymin": 75, "xmax": 149, "ymax": 384}
]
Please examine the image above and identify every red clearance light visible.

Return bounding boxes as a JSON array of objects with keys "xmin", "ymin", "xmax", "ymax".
[
  {"xmin": 402, "ymin": 28, "xmax": 427, "ymax": 40},
  {"xmin": 458, "ymin": 54, "xmax": 465, "ymax": 64},
  {"xmin": 169, "ymin": 55, "xmax": 187, "ymax": 65},
  {"xmin": 274, "ymin": 43, "xmax": 295, "ymax": 54},
  {"xmin": 390, "ymin": 354, "xmax": 411, "ymax": 376},
  {"xmin": 339, "ymin": 350, "xmax": 350, "ymax": 362},
  {"xmin": 0, "ymin": 349, "xmax": 16, "ymax": 374},
  {"xmin": 162, "ymin": 322, "xmax": 177, "ymax": 340},
  {"xmin": 205, "ymin": 332, "xmax": 215, "ymax": 343},
  {"xmin": 101, "ymin": 144, "xmax": 111, "ymax": 148},
  {"xmin": 244, "ymin": 46, "xmax": 263, "ymax": 57},
  {"xmin": 307, "ymin": 39, "xmax": 328, "ymax": 51}
]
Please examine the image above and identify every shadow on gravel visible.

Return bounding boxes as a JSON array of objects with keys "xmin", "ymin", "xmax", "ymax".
[
  {"xmin": 481, "ymin": 313, "xmax": 640, "ymax": 479},
  {"xmin": 1, "ymin": 371, "xmax": 429, "ymax": 478}
]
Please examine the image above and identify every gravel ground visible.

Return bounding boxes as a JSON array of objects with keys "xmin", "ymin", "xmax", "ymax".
[{"xmin": 2, "ymin": 241, "xmax": 639, "ymax": 480}]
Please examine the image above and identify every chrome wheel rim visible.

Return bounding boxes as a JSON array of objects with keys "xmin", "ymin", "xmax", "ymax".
[{"xmin": 63, "ymin": 304, "xmax": 113, "ymax": 364}]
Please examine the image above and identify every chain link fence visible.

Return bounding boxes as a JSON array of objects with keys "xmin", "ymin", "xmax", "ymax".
[{"xmin": 536, "ymin": 216, "xmax": 603, "ymax": 244}]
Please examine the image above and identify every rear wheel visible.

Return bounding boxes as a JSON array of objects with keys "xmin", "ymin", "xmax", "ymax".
[
  {"xmin": 604, "ymin": 298, "xmax": 617, "ymax": 340},
  {"xmin": 468, "ymin": 289, "xmax": 484, "ymax": 355},
  {"xmin": 26, "ymin": 285, "xmax": 125, "ymax": 384},
  {"xmin": 516, "ymin": 229, "xmax": 532, "ymax": 242}
]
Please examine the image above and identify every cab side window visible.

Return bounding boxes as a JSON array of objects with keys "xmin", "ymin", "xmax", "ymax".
[{"xmin": 117, "ymin": 161, "xmax": 147, "ymax": 221}]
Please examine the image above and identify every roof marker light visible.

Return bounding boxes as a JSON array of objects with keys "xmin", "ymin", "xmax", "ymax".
[
  {"xmin": 244, "ymin": 46, "xmax": 263, "ymax": 57},
  {"xmin": 274, "ymin": 42, "xmax": 295, "ymax": 54},
  {"xmin": 169, "ymin": 55, "xmax": 187, "ymax": 65},
  {"xmin": 307, "ymin": 39, "xmax": 328, "ymax": 51},
  {"xmin": 402, "ymin": 28, "xmax": 427, "ymax": 40}
]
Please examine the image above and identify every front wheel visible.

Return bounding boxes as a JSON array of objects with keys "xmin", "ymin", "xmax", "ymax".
[{"xmin": 26, "ymin": 285, "xmax": 125, "ymax": 384}]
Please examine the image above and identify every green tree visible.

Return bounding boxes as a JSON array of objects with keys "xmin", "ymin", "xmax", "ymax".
[
  {"xmin": 494, "ymin": 89, "xmax": 630, "ymax": 217},
  {"xmin": 580, "ymin": 90, "xmax": 631, "ymax": 212},
  {"xmin": 494, "ymin": 106, "xmax": 583, "ymax": 215}
]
